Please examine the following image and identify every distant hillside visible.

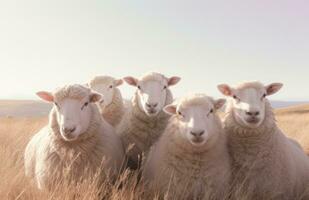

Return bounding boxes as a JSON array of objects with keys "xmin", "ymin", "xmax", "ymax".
[
  {"xmin": 271, "ymin": 100, "xmax": 309, "ymax": 109},
  {"xmin": 0, "ymin": 100, "xmax": 307, "ymax": 117},
  {"xmin": 0, "ymin": 100, "xmax": 51, "ymax": 117},
  {"xmin": 275, "ymin": 104, "xmax": 309, "ymax": 115}
]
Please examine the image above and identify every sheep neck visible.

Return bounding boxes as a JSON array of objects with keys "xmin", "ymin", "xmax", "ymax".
[
  {"xmin": 223, "ymin": 100, "xmax": 277, "ymax": 164},
  {"xmin": 49, "ymin": 104, "xmax": 102, "ymax": 147},
  {"xmin": 100, "ymin": 88, "xmax": 124, "ymax": 126}
]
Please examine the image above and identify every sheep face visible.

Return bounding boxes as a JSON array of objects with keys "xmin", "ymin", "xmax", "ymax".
[
  {"xmin": 164, "ymin": 96, "xmax": 225, "ymax": 146},
  {"xmin": 88, "ymin": 77, "xmax": 123, "ymax": 107},
  {"xmin": 36, "ymin": 87, "xmax": 102, "ymax": 141},
  {"xmin": 124, "ymin": 74, "xmax": 180, "ymax": 117},
  {"xmin": 218, "ymin": 82, "xmax": 283, "ymax": 128}
]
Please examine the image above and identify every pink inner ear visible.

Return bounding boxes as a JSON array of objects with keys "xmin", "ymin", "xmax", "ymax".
[
  {"xmin": 123, "ymin": 77, "xmax": 137, "ymax": 86},
  {"xmin": 90, "ymin": 93, "xmax": 102, "ymax": 102},
  {"xmin": 164, "ymin": 105, "xmax": 177, "ymax": 115},
  {"xmin": 266, "ymin": 86, "xmax": 274, "ymax": 94},
  {"xmin": 115, "ymin": 79, "xmax": 123, "ymax": 86},
  {"xmin": 266, "ymin": 83, "xmax": 283, "ymax": 95},
  {"xmin": 218, "ymin": 85, "xmax": 232, "ymax": 96},
  {"xmin": 168, "ymin": 77, "xmax": 181, "ymax": 86},
  {"xmin": 36, "ymin": 92, "xmax": 54, "ymax": 102},
  {"xmin": 215, "ymin": 99, "xmax": 226, "ymax": 109}
]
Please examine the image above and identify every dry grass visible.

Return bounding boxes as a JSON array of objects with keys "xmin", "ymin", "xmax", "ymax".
[
  {"xmin": 0, "ymin": 117, "xmax": 145, "ymax": 200},
  {"xmin": 1, "ymin": 104, "xmax": 309, "ymax": 200},
  {"xmin": 275, "ymin": 104, "xmax": 309, "ymax": 154}
]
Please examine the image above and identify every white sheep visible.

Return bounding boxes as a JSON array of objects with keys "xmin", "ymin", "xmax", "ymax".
[
  {"xmin": 24, "ymin": 84, "xmax": 125, "ymax": 190},
  {"xmin": 218, "ymin": 81, "xmax": 309, "ymax": 200},
  {"xmin": 117, "ymin": 72, "xmax": 181, "ymax": 169},
  {"xmin": 88, "ymin": 75, "xmax": 125, "ymax": 127},
  {"xmin": 143, "ymin": 94, "xmax": 231, "ymax": 200}
]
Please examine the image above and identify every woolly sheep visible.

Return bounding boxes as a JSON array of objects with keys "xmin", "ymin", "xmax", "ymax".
[
  {"xmin": 88, "ymin": 75, "xmax": 125, "ymax": 127},
  {"xmin": 117, "ymin": 72, "xmax": 181, "ymax": 169},
  {"xmin": 24, "ymin": 84, "xmax": 125, "ymax": 190},
  {"xmin": 218, "ymin": 81, "xmax": 309, "ymax": 200},
  {"xmin": 143, "ymin": 94, "xmax": 230, "ymax": 200}
]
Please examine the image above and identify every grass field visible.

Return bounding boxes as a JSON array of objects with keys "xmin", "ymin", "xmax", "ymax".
[{"xmin": 0, "ymin": 104, "xmax": 309, "ymax": 199}]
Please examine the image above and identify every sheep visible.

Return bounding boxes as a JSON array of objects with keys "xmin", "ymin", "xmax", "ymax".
[
  {"xmin": 117, "ymin": 72, "xmax": 181, "ymax": 169},
  {"xmin": 143, "ymin": 94, "xmax": 231, "ymax": 200},
  {"xmin": 24, "ymin": 84, "xmax": 125, "ymax": 190},
  {"xmin": 88, "ymin": 75, "xmax": 125, "ymax": 127},
  {"xmin": 217, "ymin": 81, "xmax": 309, "ymax": 200}
]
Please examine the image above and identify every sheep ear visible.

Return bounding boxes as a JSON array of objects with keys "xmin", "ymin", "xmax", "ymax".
[
  {"xmin": 90, "ymin": 92, "xmax": 103, "ymax": 103},
  {"xmin": 214, "ymin": 98, "xmax": 226, "ymax": 110},
  {"xmin": 266, "ymin": 83, "xmax": 283, "ymax": 96},
  {"xmin": 36, "ymin": 91, "xmax": 54, "ymax": 102},
  {"xmin": 123, "ymin": 76, "xmax": 138, "ymax": 86},
  {"xmin": 168, "ymin": 76, "xmax": 181, "ymax": 86},
  {"xmin": 164, "ymin": 105, "xmax": 177, "ymax": 115},
  {"xmin": 114, "ymin": 79, "xmax": 123, "ymax": 87},
  {"xmin": 217, "ymin": 84, "xmax": 233, "ymax": 96}
]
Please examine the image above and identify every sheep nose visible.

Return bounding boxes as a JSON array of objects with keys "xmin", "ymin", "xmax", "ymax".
[
  {"xmin": 246, "ymin": 111, "xmax": 260, "ymax": 116},
  {"xmin": 146, "ymin": 103, "xmax": 158, "ymax": 108},
  {"xmin": 62, "ymin": 126, "xmax": 76, "ymax": 134},
  {"xmin": 190, "ymin": 130, "xmax": 205, "ymax": 137}
]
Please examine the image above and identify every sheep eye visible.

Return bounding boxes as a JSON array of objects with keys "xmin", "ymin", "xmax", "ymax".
[
  {"xmin": 163, "ymin": 85, "xmax": 167, "ymax": 90},
  {"xmin": 81, "ymin": 102, "xmax": 89, "ymax": 110},
  {"xmin": 210, "ymin": 109, "xmax": 214, "ymax": 113},
  {"xmin": 233, "ymin": 95, "xmax": 240, "ymax": 101},
  {"xmin": 262, "ymin": 94, "xmax": 267, "ymax": 98},
  {"xmin": 54, "ymin": 102, "xmax": 59, "ymax": 108},
  {"xmin": 137, "ymin": 85, "xmax": 141, "ymax": 90},
  {"xmin": 109, "ymin": 85, "xmax": 113, "ymax": 89},
  {"xmin": 178, "ymin": 111, "xmax": 183, "ymax": 116}
]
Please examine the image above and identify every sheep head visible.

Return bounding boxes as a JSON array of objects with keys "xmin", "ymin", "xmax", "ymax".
[
  {"xmin": 88, "ymin": 76, "xmax": 123, "ymax": 107},
  {"xmin": 164, "ymin": 94, "xmax": 225, "ymax": 147},
  {"xmin": 218, "ymin": 81, "xmax": 283, "ymax": 129},
  {"xmin": 37, "ymin": 84, "xmax": 102, "ymax": 141},
  {"xmin": 124, "ymin": 72, "xmax": 181, "ymax": 117}
]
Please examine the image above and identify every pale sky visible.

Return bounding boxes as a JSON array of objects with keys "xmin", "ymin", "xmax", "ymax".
[{"xmin": 0, "ymin": 0, "xmax": 308, "ymax": 101}]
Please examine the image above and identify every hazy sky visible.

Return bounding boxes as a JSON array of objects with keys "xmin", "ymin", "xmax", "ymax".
[{"xmin": 0, "ymin": 0, "xmax": 308, "ymax": 101}]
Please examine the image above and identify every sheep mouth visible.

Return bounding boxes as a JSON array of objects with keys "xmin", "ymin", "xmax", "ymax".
[
  {"xmin": 61, "ymin": 132, "xmax": 79, "ymax": 142},
  {"xmin": 245, "ymin": 117, "xmax": 260, "ymax": 124},
  {"xmin": 145, "ymin": 109, "xmax": 158, "ymax": 116},
  {"xmin": 191, "ymin": 137, "xmax": 205, "ymax": 145}
]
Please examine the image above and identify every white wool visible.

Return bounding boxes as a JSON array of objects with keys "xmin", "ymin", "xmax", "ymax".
[
  {"xmin": 224, "ymin": 100, "xmax": 309, "ymax": 199},
  {"xmin": 24, "ymin": 85, "xmax": 125, "ymax": 190},
  {"xmin": 98, "ymin": 89, "xmax": 125, "ymax": 127},
  {"xmin": 143, "ymin": 94, "xmax": 231, "ymax": 199},
  {"xmin": 116, "ymin": 73, "xmax": 174, "ymax": 169}
]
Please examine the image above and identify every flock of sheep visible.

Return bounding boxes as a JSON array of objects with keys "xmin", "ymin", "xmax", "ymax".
[{"xmin": 24, "ymin": 72, "xmax": 309, "ymax": 200}]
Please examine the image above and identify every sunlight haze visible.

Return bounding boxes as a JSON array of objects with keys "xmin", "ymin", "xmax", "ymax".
[{"xmin": 0, "ymin": 0, "xmax": 308, "ymax": 101}]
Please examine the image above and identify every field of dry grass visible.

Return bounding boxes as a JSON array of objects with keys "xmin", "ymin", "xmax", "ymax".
[
  {"xmin": 0, "ymin": 117, "xmax": 146, "ymax": 200},
  {"xmin": 0, "ymin": 104, "xmax": 309, "ymax": 200}
]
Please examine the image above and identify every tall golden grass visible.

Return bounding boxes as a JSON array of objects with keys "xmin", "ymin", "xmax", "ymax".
[
  {"xmin": 0, "ymin": 117, "xmax": 145, "ymax": 200},
  {"xmin": 1, "ymin": 105, "xmax": 309, "ymax": 200}
]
